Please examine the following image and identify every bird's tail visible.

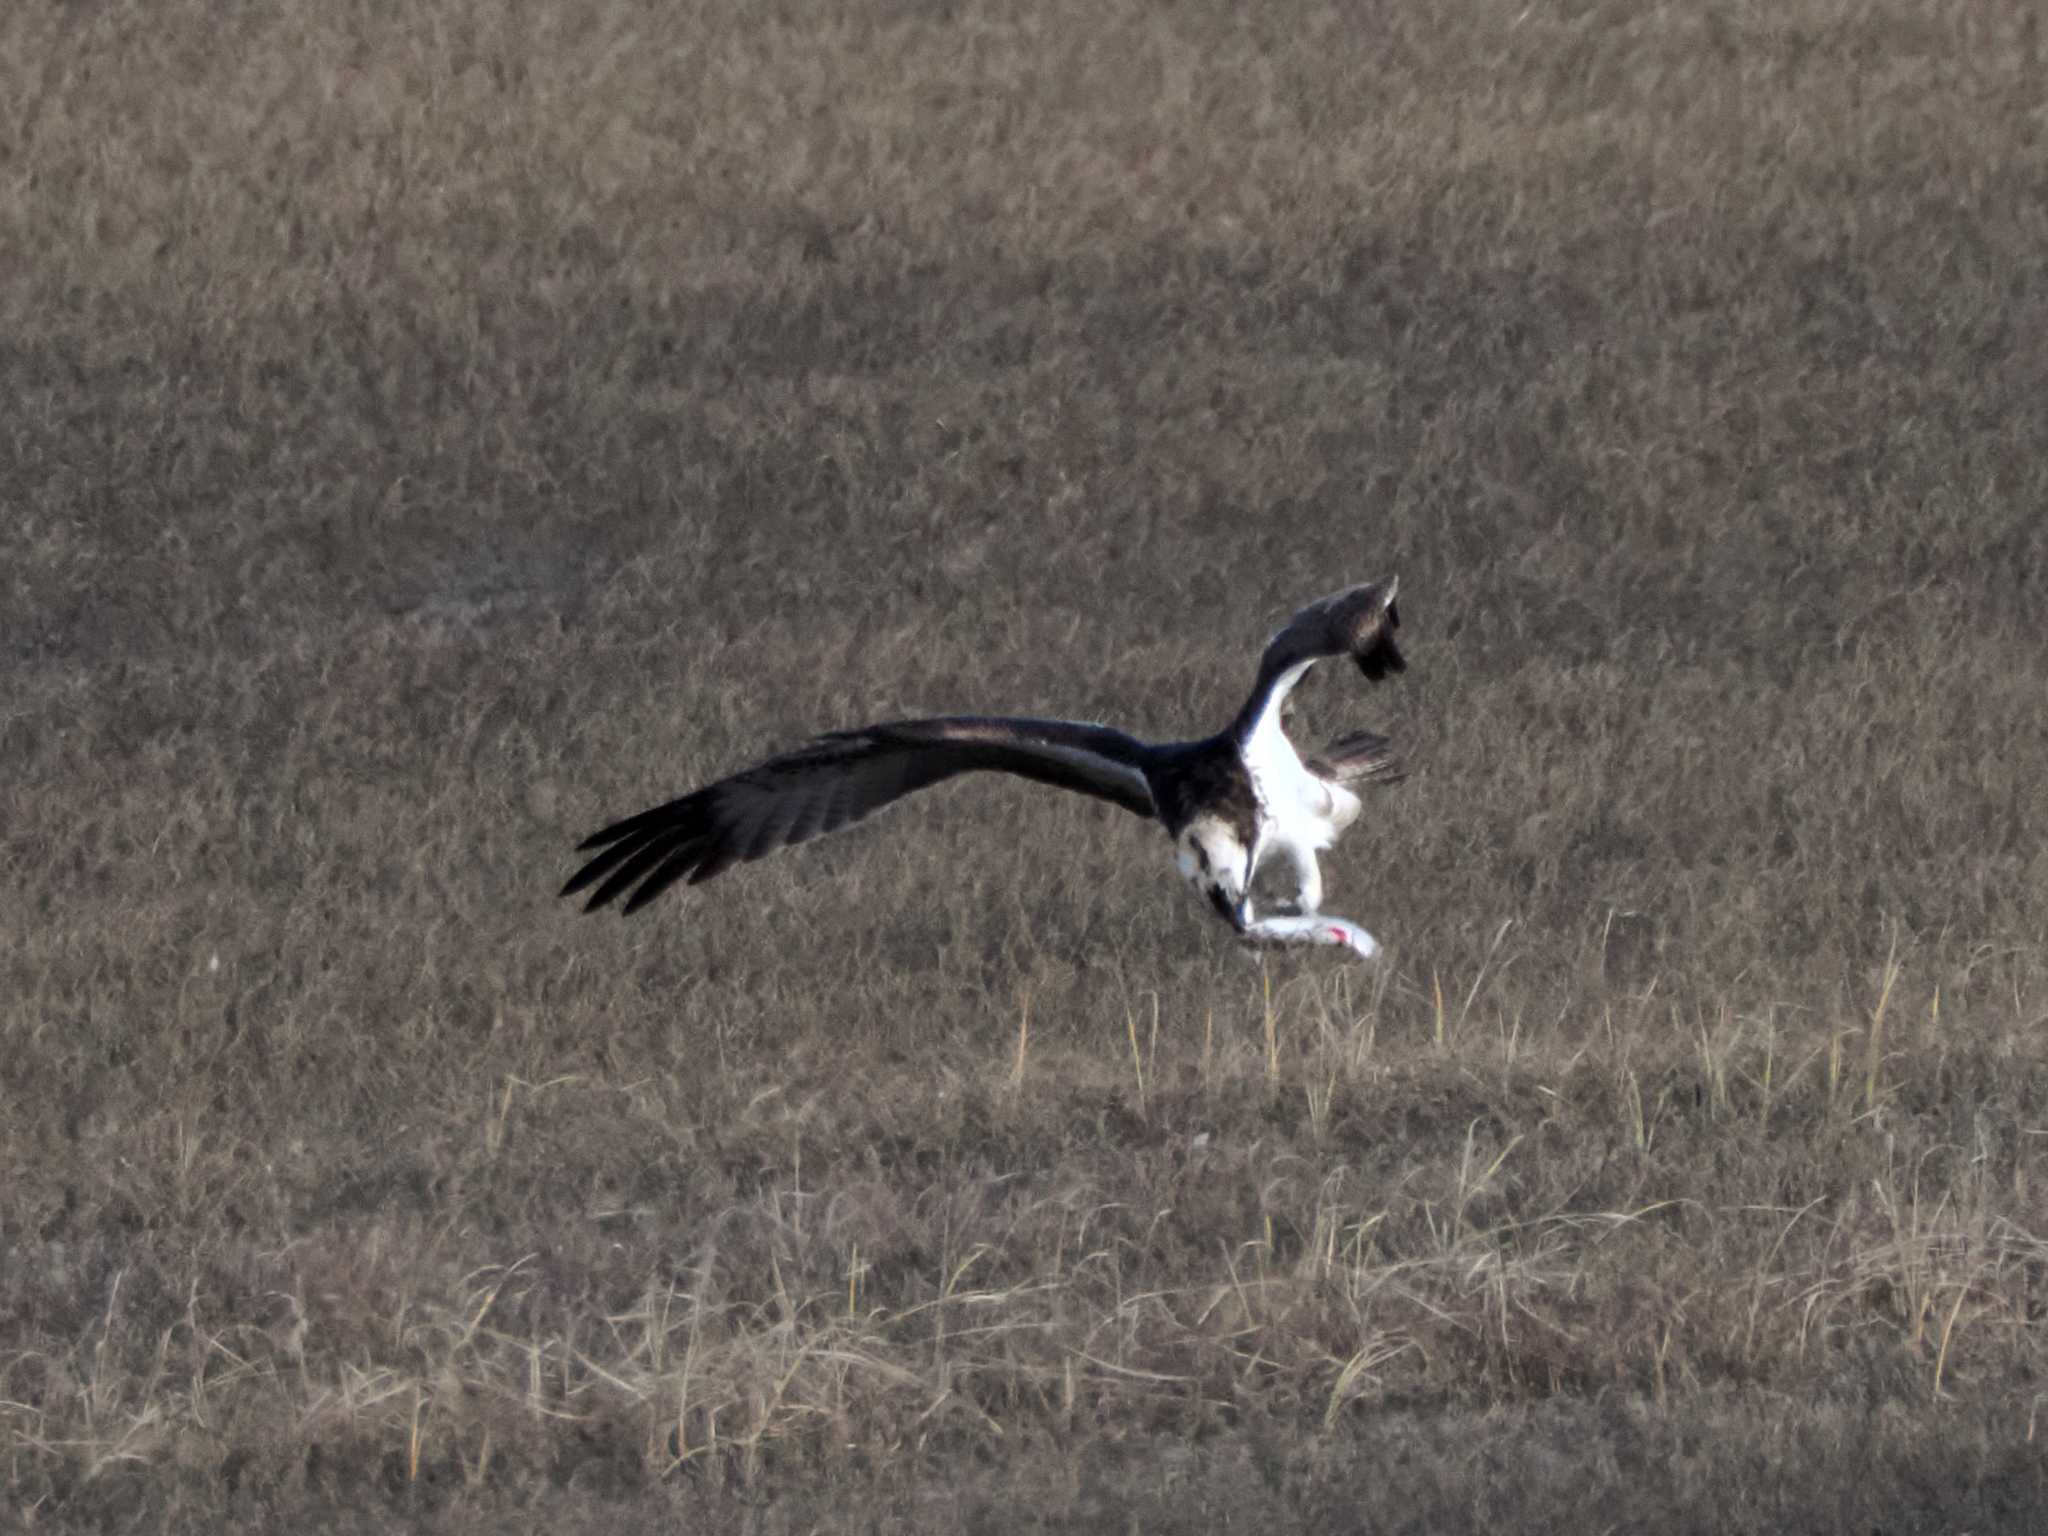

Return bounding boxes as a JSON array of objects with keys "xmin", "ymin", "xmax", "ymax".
[{"xmin": 1307, "ymin": 730, "xmax": 1405, "ymax": 787}]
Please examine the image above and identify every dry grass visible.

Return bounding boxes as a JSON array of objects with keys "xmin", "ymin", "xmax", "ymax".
[{"xmin": 5, "ymin": 0, "xmax": 2048, "ymax": 1528}]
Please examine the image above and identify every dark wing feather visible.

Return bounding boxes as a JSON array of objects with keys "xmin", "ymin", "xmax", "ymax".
[
  {"xmin": 1351, "ymin": 594, "xmax": 1404, "ymax": 680},
  {"xmin": 1285, "ymin": 580, "xmax": 1403, "ymax": 677},
  {"xmin": 1261, "ymin": 579, "xmax": 1404, "ymax": 678},
  {"xmin": 562, "ymin": 716, "xmax": 1157, "ymax": 915},
  {"xmin": 1306, "ymin": 729, "xmax": 1406, "ymax": 787},
  {"xmin": 1232, "ymin": 578, "xmax": 1405, "ymax": 741}
]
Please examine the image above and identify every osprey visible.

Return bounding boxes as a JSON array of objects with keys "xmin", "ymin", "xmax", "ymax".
[{"xmin": 564, "ymin": 581, "xmax": 1407, "ymax": 957}]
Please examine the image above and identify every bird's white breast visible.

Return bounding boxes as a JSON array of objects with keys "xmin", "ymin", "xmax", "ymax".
[{"xmin": 1243, "ymin": 691, "xmax": 1342, "ymax": 850}]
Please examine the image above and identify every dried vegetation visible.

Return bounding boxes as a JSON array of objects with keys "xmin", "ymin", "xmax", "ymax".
[{"xmin": 4, "ymin": 0, "xmax": 2048, "ymax": 1528}]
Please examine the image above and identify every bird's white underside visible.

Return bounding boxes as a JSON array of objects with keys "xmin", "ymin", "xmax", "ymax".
[{"xmin": 1170, "ymin": 659, "xmax": 1379, "ymax": 959}]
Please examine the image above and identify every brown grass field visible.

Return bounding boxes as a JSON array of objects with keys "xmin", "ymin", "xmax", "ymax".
[{"xmin": 6, "ymin": 0, "xmax": 2048, "ymax": 1528}]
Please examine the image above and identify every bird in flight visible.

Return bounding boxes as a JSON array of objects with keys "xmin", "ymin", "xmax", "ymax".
[{"xmin": 564, "ymin": 580, "xmax": 1408, "ymax": 957}]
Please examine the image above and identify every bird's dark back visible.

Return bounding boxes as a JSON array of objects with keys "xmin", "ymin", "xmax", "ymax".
[{"xmin": 1146, "ymin": 736, "xmax": 1259, "ymax": 845}]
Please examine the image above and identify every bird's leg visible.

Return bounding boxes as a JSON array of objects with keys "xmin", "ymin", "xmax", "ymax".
[
  {"xmin": 1240, "ymin": 828, "xmax": 1323, "ymax": 917},
  {"xmin": 1179, "ymin": 823, "xmax": 1372, "ymax": 958},
  {"xmin": 1236, "ymin": 911, "xmax": 1380, "ymax": 960},
  {"xmin": 1285, "ymin": 842, "xmax": 1324, "ymax": 915}
]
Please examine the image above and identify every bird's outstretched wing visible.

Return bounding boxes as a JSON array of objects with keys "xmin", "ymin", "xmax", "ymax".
[
  {"xmin": 562, "ymin": 716, "xmax": 1157, "ymax": 915},
  {"xmin": 1268, "ymin": 579, "xmax": 1405, "ymax": 681},
  {"xmin": 1232, "ymin": 578, "xmax": 1404, "ymax": 744}
]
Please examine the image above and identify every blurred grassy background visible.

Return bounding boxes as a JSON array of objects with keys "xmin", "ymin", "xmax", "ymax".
[{"xmin": 4, "ymin": 0, "xmax": 2047, "ymax": 1528}]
